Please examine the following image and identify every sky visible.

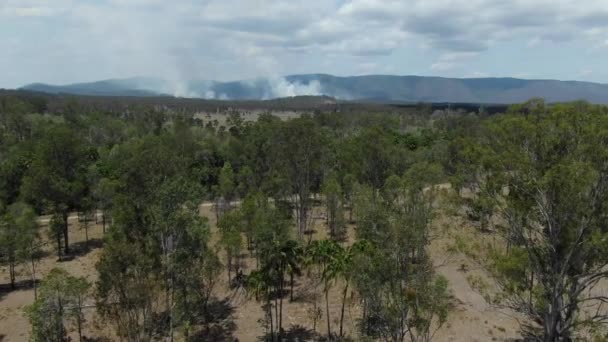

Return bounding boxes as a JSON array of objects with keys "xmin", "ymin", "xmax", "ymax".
[{"xmin": 1, "ymin": 0, "xmax": 608, "ymax": 88}]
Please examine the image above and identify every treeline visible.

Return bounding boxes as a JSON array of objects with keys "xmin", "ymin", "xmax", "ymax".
[{"xmin": 2, "ymin": 94, "xmax": 608, "ymax": 341}]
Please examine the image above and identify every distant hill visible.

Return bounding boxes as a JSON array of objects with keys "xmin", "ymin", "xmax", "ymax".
[
  {"xmin": 21, "ymin": 74, "xmax": 608, "ymax": 104},
  {"xmin": 22, "ymin": 78, "xmax": 165, "ymax": 97}
]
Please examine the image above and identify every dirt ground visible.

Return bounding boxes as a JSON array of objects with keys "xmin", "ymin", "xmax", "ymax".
[{"xmin": 0, "ymin": 198, "xmax": 523, "ymax": 341}]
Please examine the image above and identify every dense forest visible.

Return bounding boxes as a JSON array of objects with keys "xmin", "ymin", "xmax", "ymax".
[{"xmin": 2, "ymin": 93, "xmax": 608, "ymax": 341}]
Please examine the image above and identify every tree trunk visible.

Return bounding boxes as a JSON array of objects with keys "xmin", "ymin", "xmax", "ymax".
[
  {"xmin": 62, "ymin": 212, "xmax": 70, "ymax": 254},
  {"xmin": 529, "ymin": 271, "xmax": 534, "ymax": 309},
  {"xmin": 274, "ymin": 292, "xmax": 279, "ymax": 341},
  {"xmin": 279, "ymin": 267, "xmax": 284, "ymax": 340},
  {"xmin": 56, "ymin": 230, "xmax": 62, "ymax": 258},
  {"xmin": 84, "ymin": 218, "xmax": 89, "ymax": 250},
  {"xmin": 339, "ymin": 283, "xmax": 348, "ymax": 337},
  {"xmin": 102, "ymin": 212, "xmax": 106, "ymax": 234},
  {"xmin": 227, "ymin": 252, "xmax": 232, "ymax": 283},
  {"xmin": 170, "ymin": 283, "xmax": 174, "ymax": 342},
  {"xmin": 77, "ymin": 296, "xmax": 83, "ymax": 342},
  {"xmin": 57, "ymin": 297, "xmax": 65, "ymax": 341},
  {"xmin": 9, "ymin": 258, "xmax": 16, "ymax": 289},
  {"xmin": 325, "ymin": 284, "xmax": 331, "ymax": 340},
  {"xmin": 297, "ymin": 193, "xmax": 309, "ymax": 239},
  {"xmin": 290, "ymin": 272, "xmax": 294, "ymax": 302},
  {"xmin": 268, "ymin": 296, "xmax": 274, "ymax": 342},
  {"xmin": 31, "ymin": 257, "xmax": 37, "ymax": 300}
]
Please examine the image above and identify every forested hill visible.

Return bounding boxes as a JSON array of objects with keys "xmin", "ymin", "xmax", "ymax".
[{"xmin": 20, "ymin": 74, "xmax": 608, "ymax": 104}]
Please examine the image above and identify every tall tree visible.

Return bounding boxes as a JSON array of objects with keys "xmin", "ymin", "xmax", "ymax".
[
  {"xmin": 308, "ymin": 239, "xmax": 342, "ymax": 340},
  {"xmin": 472, "ymin": 103, "xmax": 608, "ymax": 340},
  {"xmin": 218, "ymin": 209, "xmax": 243, "ymax": 283},
  {"xmin": 277, "ymin": 116, "xmax": 325, "ymax": 238},
  {"xmin": 322, "ymin": 175, "xmax": 345, "ymax": 240},
  {"xmin": 352, "ymin": 172, "xmax": 449, "ymax": 342},
  {"xmin": 21, "ymin": 125, "xmax": 90, "ymax": 255},
  {"xmin": 0, "ymin": 202, "xmax": 38, "ymax": 289},
  {"xmin": 26, "ymin": 268, "xmax": 91, "ymax": 342}
]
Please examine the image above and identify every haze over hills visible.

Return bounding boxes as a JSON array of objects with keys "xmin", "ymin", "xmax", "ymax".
[{"xmin": 20, "ymin": 74, "xmax": 608, "ymax": 104}]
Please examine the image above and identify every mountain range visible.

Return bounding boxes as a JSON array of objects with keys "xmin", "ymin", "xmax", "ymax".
[{"xmin": 20, "ymin": 74, "xmax": 608, "ymax": 104}]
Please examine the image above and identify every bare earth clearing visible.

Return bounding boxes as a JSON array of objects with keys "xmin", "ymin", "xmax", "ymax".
[{"xmin": 1, "ymin": 194, "xmax": 522, "ymax": 341}]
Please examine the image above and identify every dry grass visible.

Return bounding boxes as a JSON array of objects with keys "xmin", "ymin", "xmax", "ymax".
[{"xmin": 0, "ymin": 197, "xmax": 526, "ymax": 341}]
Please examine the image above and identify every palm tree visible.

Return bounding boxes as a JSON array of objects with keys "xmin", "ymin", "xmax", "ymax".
[
  {"xmin": 307, "ymin": 239, "xmax": 342, "ymax": 340},
  {"xmin": 260, "ymin": 239, "xmax": 303, "ymax": 340},
  {"xmin": 331, "ymin": 240, "xmax": 373, "ymax": 338},
  {"xmin": 246, "ymin": 270, "xmax": 274, "ymax": 340}
]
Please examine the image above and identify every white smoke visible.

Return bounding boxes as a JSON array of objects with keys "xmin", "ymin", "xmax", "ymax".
[
  {"xmin": 266, "ymin": 77, "xmax": 322, "ymax": 99},
  {"xmin": 167, "ymin": 80, "xmax": 199, "ymax": 98},
  {"xmin": 204, "ymin": 90, "xmax": 228, "ymax": 100},
  {"xmin": 132, "ymin": 76, "xmax": 325, "ymax": 101}
]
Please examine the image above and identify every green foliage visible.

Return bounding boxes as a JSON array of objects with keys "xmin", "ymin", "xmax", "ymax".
[
  {"xmin": 463, "ymin": 102, "xmax": 608, "ymax": 340},
  {"xmin": 322, "ymin": 175, "xmax": 346, "ymax": 240},
  {"xmin": 218, "ymin": 162, "xmax": 235, "ymax": 200},
  {"xmin": 352, "ymin": 175, "xmax": 449, "ymax": 341},
  {"xmin": 218, "ymin": 209, "xmax": 243, "ymax": 281},
  {"xmin": 0, "ymin": 92, "xmax": 468, "ymax": 340},
  {"xmin": 0, "ymin": 202, "xmax": 39, "ymax": 288},
  {"xmin": 26, "ymin": 268, "xmax": 90, "ymax": 342}
]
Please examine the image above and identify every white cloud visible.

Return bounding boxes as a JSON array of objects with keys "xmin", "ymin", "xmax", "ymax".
[{"xmin": 2, "ymin": 0, "xmax": 608, "ymax": 87}]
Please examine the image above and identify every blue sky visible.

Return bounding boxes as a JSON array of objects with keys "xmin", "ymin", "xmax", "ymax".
[{"xmin": 1, "ymin": 0, "xmax": 608, "ymax": 88}]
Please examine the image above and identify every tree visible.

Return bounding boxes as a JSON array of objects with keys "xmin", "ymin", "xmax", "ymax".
[
  {"xmin": 219, "ymin": 162, "xmax": 236, "ymax": 203},
  {"xmin": 96, "ymin": 232, "xmax": 161, "ymax": 341},
  {"xmin": 0, "ymin": 202, "xmax": 39, "ymax": 290},
  {"xmin": 150, "ymin": 178, "xmax": 209, "ymax": 341},
  {"xmin": 342, "ymin": 173, "xmax": 357, "ymax": 223},
  {"xmin": 66, "ymin": 276, "xmax": 91, "ymax": 342},
  {"xmin": 331, "ymin": 240, "xmax": 372, "ymax": 338},
  {"xmin": 322, "ymin": 175, "xmax": 345, "ymax": 240},
  {"xmin": 21, "ymin": 125, "xmax": 90, "ymax": 255},
  {"xmin": 91, "ymin": 177, "xmax": 118, "ymax": 233},
  {"xmin": 260, "ymin": 239, "xmax": 303, "ymax": 340},
  {"xmin": 276, "ymin": 117, "xmax": 325, "ymax": 239},
  {"xmin": 241, "ymin": 191, "xmax": 264, "ymax": 252},
  {"xmin": 344, "ymin": 126, "xmax": 395, "ymax": 201},
  {"xmin": 352, "ymin": 171, "xmax": 449, "ymax": 342},
  {"xmin": 307, "ymin": 239, "xmax": 342, "ymax": 340},
  {"xmin": 246, "ymin": 269, "xmax": 274, "ymax": 340},
  {"xmin": 26, "ymin": 268, "xmax": 90, "ymax": 342},
  {"xmin": 250, "ymin": 238, "xmax": 302, "ymax": 341},
  {"xmin": 78, "ymin": 197, "xmax": 95, "ymax": 250},
  {"xmin": 471, "ymin": 103, "xmax": 608, "ymax": 340},
  {"xmin": 218, "ymin": 209, "xmax": 243, "ymax": 283},
  {"xmin": 170, "ymin": 210, "xmax": 221, "ymax": 340}
]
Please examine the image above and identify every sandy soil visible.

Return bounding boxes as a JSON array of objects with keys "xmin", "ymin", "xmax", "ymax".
[
  {"xmin": 1, "ymin": 200, "xmax": 523, "ymax": 341},
  {"xmin": 0, "ymin": 214, "xmax": 107, "ymax": 341}
]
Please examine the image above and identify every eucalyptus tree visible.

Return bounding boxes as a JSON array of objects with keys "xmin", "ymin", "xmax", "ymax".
[
  {"xmin": 26, "ymin": 268, "xmax": 91, "ymax": 342},
  {"xmin": 20, "ymin": 124, "xmax": 91, "ymax": 255},
  {"xmin": 218, "ymin": 208, "xmax": 243, "ymax": 283},
  {"xmin": 276, "ymin": 116, "xmax": 325, "ymax": 238},
  {"xmin": 471, "ymin": 102, "xmax": 608, "ymax": 340},
  {"xmin": 351, "ymin": 169, "xmax": 449, "ymax": 342},
  {"xmin": 307, "ymin": 239, "xmax": 342, "ymax": 340},
  {"xmin": 322, "ymin": 175, "xmax": 345, "ymax": 240},
  {"xmin": 0, "ymin": 202, "xmax": 38, "ymax": 289}
]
